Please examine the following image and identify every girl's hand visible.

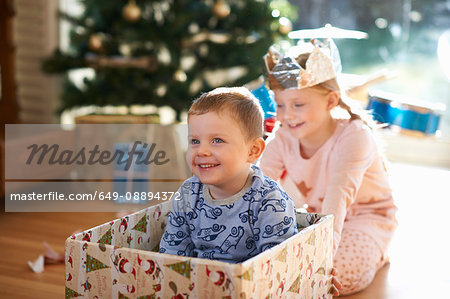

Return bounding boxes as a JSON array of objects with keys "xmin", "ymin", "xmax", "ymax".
[{"xmin": 328, "ymin": 268, "xmax": 343, "ymax": 296}]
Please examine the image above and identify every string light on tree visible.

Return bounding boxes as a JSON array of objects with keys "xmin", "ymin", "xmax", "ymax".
[
  {"xmin": 88, "ymin": 34, "xmax": 103, "ymax": 52},
  {"xmin": 123, "ymin": 0, "xmax": 141, "ymax": 22},
  {"xmin": 279, "ymin": 17, "xmax": 292, "ymax": 35},
  {"xmin": 188, "ymin": 23, "xmax": 200, "ymax": 34},
  {"xmin": 119, "ymin": 44, "xmax": 132, "ymax": 57},
  {"xmin": 213, "ymin": 0, "xmax": 231, "ymax": 19},
  {"xmin": 271, "ymin": 9, "xmax": 281, "ymax": 18},
  {"xmin": 156, "ymin": 84, "xmax": 167, "ymax": 97},
  {"xmin": 173, "ymin": 69, "xmax": 187, "ymax": 82}
]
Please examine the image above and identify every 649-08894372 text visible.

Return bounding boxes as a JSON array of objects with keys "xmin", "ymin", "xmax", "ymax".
[{"xmin": 97, "ymin": 191, "xmax": 181, "ymax": 201}]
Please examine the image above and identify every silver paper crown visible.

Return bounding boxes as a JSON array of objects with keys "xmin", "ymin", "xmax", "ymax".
[{"xmin": 263, "ymin": 39, "xmax": 342, "ymax": 90}]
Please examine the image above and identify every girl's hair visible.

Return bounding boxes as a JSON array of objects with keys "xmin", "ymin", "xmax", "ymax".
[
  {"xmin": 188, "ymin": 87, "xmax": 264, "ymax": 140},
  {"xmin": 296, "ymin": 53, "xmax": 376, "ymax": 129},
  {"xmin": 315, "ymin": 79, "xmax": 376, "ymax": 128}
]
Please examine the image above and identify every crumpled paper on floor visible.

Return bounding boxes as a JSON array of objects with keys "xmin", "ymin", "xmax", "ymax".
[{"xmin": 28, "ymin": 241, "xmax": 65, "ymax": 273}]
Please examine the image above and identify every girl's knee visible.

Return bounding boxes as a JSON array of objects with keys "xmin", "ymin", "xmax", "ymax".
[{"xmin": 335, "ymin": 267, "xmax": 376, "ymax": 296}]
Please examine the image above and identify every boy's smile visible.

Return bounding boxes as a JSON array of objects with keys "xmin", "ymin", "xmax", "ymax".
[
  {"xmin": 188, "ymin": 111, "xmax": 256, "ymax": 199},
  {"xmin": 198, "ymin": 163, "xmax": 219, "ymax": 168}
]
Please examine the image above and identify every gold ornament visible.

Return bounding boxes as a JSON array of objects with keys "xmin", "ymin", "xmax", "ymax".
[
  {"xmin": 279, "ymin": 17, "xmax": 292, "ymax": 35},
  {"xmin": 88, "ymin": 34, "xmax": 103, "ymax": 52},
  {"xmin": 173, "ymin": 69, "xmax": 187, "ymax": 82},
  {"xmin": 123, "ymin": 0, "xmax": 141, "ymax": 22},
  {"xmin": 213, "ymin": 0, "xmax": 230, "ymax": 19}
]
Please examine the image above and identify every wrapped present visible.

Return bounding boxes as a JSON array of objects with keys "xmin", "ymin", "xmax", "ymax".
[
  {"xmin": 113, "ymin": 142, "xmax": 150, "ymax": 204},
  {"xmin": 250, "ymin": 82, "xmax": 277, "ymax": 120},
  {"xmin": 246, "ymin": 78, "xmax": 278, "ymax": 138},
  {"xmin": 65, "ymin": 201, "xmax": 334, "ymax": 298},
  {"xmin": 368, "ymin": 90, "xmax": 446, "ymax": 136}
]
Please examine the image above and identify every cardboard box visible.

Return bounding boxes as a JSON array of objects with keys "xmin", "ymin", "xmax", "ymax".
[
  {"xmin": 75, "ymin": 114, "xmax": 160, "ymax": 124},
  {"xmin": 65, "ymin": 201, "xmax": 334, "ymax": 298}
]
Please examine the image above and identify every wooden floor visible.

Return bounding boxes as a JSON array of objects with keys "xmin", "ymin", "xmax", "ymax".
[
  {"xmin": 0, "ymin": 162, "xmax": 449, "ymax": 298},
  {"xmin": 0, "ymin": 211, "xmax": 116, "ymax": 298}
]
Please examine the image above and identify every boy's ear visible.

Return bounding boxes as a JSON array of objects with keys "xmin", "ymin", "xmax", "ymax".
[
  {"xmin": 326, "ymin": 91, "xmax": 340, "ymax": 110},
  {"xmin": 248, "ymin": 137, "xmax": 266, "ymax": 162}
]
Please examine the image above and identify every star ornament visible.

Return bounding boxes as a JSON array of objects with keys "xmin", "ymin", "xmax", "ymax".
[{"xmin": 296, "ymin": 181, "xmax": 312, "ymax": 198}]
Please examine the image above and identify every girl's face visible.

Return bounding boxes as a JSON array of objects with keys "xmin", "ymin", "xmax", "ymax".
[{"xmin": 274, "ymin": 87, "xmax": 335, "ymax": 143}]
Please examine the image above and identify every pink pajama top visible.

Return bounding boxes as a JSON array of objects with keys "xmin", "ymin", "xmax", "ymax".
[{"xmin": 260, "ymin": 119, "xmax": 397, "ymax": 256}]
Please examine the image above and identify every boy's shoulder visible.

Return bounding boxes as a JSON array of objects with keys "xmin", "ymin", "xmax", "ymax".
[
  {"xmin": 177, "ymin": 175, "xmax": 203, "ymax": 197},
  {"xmin": 250, "ymin": 165, "xmax": 289, "ymax": 195},
  {"xmin": 249, "ymin": 166, "xmax": 295, "ymax": 218},
  {"xmin": 181, "ymin": 175, "xmax": 202, "ymax": 186}
]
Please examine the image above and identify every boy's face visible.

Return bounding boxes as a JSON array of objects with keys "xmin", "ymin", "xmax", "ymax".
[{"xmin": 187, "ymin": 111, "xmax": 256, "ymax": 198}]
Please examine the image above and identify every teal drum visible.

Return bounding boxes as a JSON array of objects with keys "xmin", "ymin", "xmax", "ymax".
[{"xmin": 367, "ymin": 90, "xmax": 446, "ymax": 135}]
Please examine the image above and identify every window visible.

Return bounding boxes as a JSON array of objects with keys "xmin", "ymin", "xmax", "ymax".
[{"xmin": 290, "ymin": 0, "xmax": 450, "ymax": 138}]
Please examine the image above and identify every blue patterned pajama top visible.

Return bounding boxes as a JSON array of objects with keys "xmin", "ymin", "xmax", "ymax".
[{"xmin": 159, "ymin": 165, "xmax": 298, "ymax": 263}]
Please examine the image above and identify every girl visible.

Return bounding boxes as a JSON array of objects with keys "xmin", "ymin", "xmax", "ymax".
[{"xmin": 259, "ymin": 40, "xmax": 397, "ymax": 296}]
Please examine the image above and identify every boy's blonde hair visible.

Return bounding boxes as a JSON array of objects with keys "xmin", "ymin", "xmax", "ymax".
[{"xmin": 188, "ymin": 87, "xmax": 264, "ymax": 141}]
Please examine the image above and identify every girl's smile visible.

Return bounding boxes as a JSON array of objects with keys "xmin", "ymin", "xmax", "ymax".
[
  {"xmin": 287, "ymin": 121, "xmax": 305, "ymax": 129},
  {"xmin": 274, "ymin": 87, "xmax": 339, "ymax": 158}
]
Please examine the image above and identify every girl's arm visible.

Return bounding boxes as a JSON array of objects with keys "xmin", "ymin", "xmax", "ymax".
[
  {"xmin": 321, "ymin": 123, "xmax": 376, "ymax": 254},
  {"xmin": 259, "ymin": 132, "xmax": 286, "ymax": 180}
]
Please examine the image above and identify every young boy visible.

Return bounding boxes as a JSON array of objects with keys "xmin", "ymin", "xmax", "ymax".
[{"xmin": 159, "ymin": 87, "xmax": 298, "ymax": 263}]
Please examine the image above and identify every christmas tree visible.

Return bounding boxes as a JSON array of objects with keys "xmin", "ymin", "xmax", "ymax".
[
  {"xmin": 86, "ymin": 254, "xmax": 110, "ymax": 272},
  {"xmin": 65, "ymin": 287, "xmax": 83, "ymax": 298},
  {"xmin": 98, "ymin": 227, "xmax": 112, "ymax": 245},
  {"xmin": 165, "ymin": 260, "xmax": 192, "ymax": 279},
  {"xmin": 43, "ymin": 0, "xmax": 297, "ymax": 120},
  {"xmin": 132, "ymin": 215, "xmax": 148, "ymax": 233}
]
